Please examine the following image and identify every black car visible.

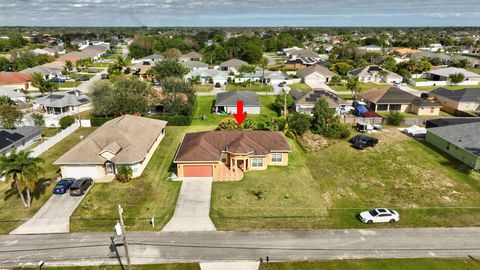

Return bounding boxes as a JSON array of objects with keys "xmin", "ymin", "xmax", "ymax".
[
  {"xmin": 215, "ymin": 82, "xmax": 221, "ymax": 88},
  {"xmin": 75, "ymin": 76, "xmax": 89, "ymax": 82},
  {"xmin": 350, "ymin": 135, "xmax": 378, "ymax": 149},
  {"xmin": 69, "ymin": 177, "xmax": 93, "ymax": 196}
]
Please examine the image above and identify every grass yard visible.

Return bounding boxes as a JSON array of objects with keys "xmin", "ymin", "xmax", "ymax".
[
  {"xmin": 226, "ymin": 83, "xmax": 273, "ymax": 92},
  {"xmin": 55, "ymin": 81, "xmax": 82, "ymax": 88},
  {"xmin": 409, "ymin": 84, "xmax": 480, "ymax": 91},
  {"xmin": 376, "ymin": 110, "xmax": 454, "ymax": 119},
  {"xmin": 260, "ymin": 259, "xmax": 480, "ymax": 270},
  {"xmin": 211, "ymin": 128, "xmax": 480, "ymax": 230},
  {"xmin": 37, "ymin": 263, "xmax": 200, "ymax": 270},
  {"xmin": 287, "ymin": 83, "xmax": 311, "ymax": 91},
  {"xmin": 191, "ymin": 95, "xmax": 278, "ymax": 127},
  {"xmin": 79, "ymin": 109, "xmax": 94, "ymax": 119},
  {"xmin": 194, "ymin": 84, "xmax": 214, "ymax": 92},
  {"xmin": 0, "ymin": 128, "xmax": 96, "ymax": 234},
  {"xmin": 330, "ymin": 82, "xmax": 392, "ymax": 93}
]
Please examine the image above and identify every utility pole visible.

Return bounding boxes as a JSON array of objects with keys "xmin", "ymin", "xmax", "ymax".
[
  {"xmin": 283, "ymin": 87, "xmax": 287, "ymax": 118},
  {"xmin": 117, "ymin": 204, "xmax": 132, "ymax": 270}
]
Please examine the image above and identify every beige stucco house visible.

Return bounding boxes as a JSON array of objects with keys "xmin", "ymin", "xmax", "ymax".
[
  {"xmin": 430, "ymin": 87, "xmax": 480, "ymax": 114},
  {"xmin": 54, "ymin": 115, "xmax": 167, "ymax": 181}
]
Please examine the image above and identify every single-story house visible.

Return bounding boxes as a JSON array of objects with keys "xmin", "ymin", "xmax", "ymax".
[
  {"xmin": 425, "ymin": 67, "xmax": 480, "ymax": 83},
  {"xmin": 181, "ymin": 61, "xmax": 208, "ymax": 70},
  {"xmin": 184, "ymin": 69, "xmax": 229, "ymax": 85},
  {"xmin": 178, "ymin": 51, "xmax": 202, "ymax": 62},
  {"xmin": 358, "ymin": 45, "xmax": 382, "ymax": 52},
  {"xmin": 358, "ymin": 87, "xmax": 442, "ymax": 116},
  {"xmin": 34, "ymin": 90, "xmax": 91, "ymax": 116},
  {"xmin": 430, "ymin": 87, "xmax": 480, "ymax": 113},
  {"xmin": 219, "ymin": 58, "xmax": 248, "ymax": 74},
  {"xmin": 0, "ymin": 86, "xmax": 27, "ymax": 103},
  {"xmin": 348, "ymin": 65, "xmax": 403, "ymax": 84},
  {"xmin": 296, "ymin": 65, "xmax": 336, "ymax": 87},
  {"xmin": 54, "ymin": 115, "xmax": 167, "ymax": 180},
  {"xmin": 214, "ymin": 91, "xmax": 260, "ymax": 114},
  {"xmin": 173, "ymin": 131, "xmax": 291, "ymax": 180},
  {"xmin": 290, "ymin": 88, "xmax": 351, "ymax": 115},
  {"xmin": 0, "ymin": 72, "xmax": 31, "ymax": 89},
  {"xmin": 425, "ymin": 117, "xmax": 480, "ymax": 129},
  {"xmin": 288, "ymin": 49, "xmax": 319, "ymax": 60},
  {"xmin": 131, "ymin": 54, "xmax": 164, "ymax": 64},
  {"xmin": 0, "ymin": 126, "xmax": 42, "ymax": 155},
  {"xmin": 426, "ymin": 122, "xmax": 480, "ymax": 170}
]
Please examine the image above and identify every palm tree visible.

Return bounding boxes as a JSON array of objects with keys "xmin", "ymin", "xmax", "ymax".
[
  {"xmin": 188, "ymin": 75, "xmax": 201, "ymax": 86},
  {"xmin": 0, "ymin": 149, "xmax": 44, "ymax": 208},
  {"xmin": 30, "ymin": 72, "xmax": 58, "ymax": 96},
  {"xmin": 64, "ymin": 60, "xmax": 74, "ymax": 72},
  {"xmin": 258, "ymin": 57, "xmax": 269, "ymax": 84},
  {"xmin": 346, "ymin": 76, "xmax": 361, "ymax": 100}
]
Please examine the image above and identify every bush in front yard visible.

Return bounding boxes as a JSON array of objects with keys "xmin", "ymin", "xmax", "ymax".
[
  {"xmin": 288, "ymin": 113, "xmax": 311, "ymax": 136},
  {"xmin": 115, "ymin": 165, "xmax": 133, "ymax": 183},
  {"xmin": 217, "ymin": 118, "xmax": 241, "ymax": 130},
  {"xmin": 59, "ymin": 115, "xmax": 75, "ymax": 129},
  {"xmin": 387, "ymin": 111, "xmax": 405, "ymax": 126}
]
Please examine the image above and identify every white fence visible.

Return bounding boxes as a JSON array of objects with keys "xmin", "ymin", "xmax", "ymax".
[
  {"xmin": 408, "ymin": 79, "xmax": 479, "ymax": 87},
  {"xmin": 30, "ymin": 122, "xmax": 80, "ymax": 158}
]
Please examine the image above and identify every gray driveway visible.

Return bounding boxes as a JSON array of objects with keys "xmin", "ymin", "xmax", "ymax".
[
  {"xmin": 77, "ymin": 70, "xmax": 107, "ymax": 94},
  {"xmin": 10, "ymin": 192, "xmax": 88, "ymax": 235},
  {"xmin": 162, "ymin": 179, "xmax": 216, "ymax": 232}
]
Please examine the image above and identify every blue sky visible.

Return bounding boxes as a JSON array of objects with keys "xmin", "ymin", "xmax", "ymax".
[{"xmin": 0, "ymin": 0, "xmax": 479, "ymax": 26}]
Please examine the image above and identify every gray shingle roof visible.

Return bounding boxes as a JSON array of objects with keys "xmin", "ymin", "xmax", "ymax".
[
  {"xmin": 34, "ymin": 90, "xmax": 91, "ymax": 108},
  {"xmin": 181, "ymin": 61, "xmax": 208, "ymax": 69},
  {"xmin": 220, "ymin": 58, "xmax": 248, "ymax": 68},
  {"xmin": 428, "ymin": 122, "xmax": 480, "ymax": 157},
  {"xmin": 431, "ymin": 88, "xmax": 480, "ymax": 102},
  {"xmin": 215, "ymin": 91, "xmax": 260, "ymax": 107},
  {"xmin": 0, "ymin": 126, "xmax": 42, "ymax": 154}
]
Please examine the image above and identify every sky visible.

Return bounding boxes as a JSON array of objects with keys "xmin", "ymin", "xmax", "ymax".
[{"xmin": 0, "ymin": 0, "xmax": 479, "ymax": 27}]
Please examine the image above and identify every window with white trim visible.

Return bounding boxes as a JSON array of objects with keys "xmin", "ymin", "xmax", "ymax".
[
  {"xmin": 271, "ymin": 153, "xmax": 283, "ymax": 163},
  {"xmin": 251, "ymin": 158, "xmax": 264, "ymax": 168}
]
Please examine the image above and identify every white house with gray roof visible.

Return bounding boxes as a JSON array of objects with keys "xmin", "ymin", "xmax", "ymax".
[
  {"xmin": 214, "ymin": 91, "xmax": 260, "ymax": 114},
  {"xmin": 184, "ymin": 69, "xmax": 229, "ymax": 85},
  {"xmin": 181, "ymin": 60, "xmax": 208, "ymax": 70}
]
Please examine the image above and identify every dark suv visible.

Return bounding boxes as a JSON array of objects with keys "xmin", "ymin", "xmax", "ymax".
[
  {"xmin": 69, "ymin": 177, "xmax": 93, "ymax": 196},
  {"xmin": 350, "ymin": 135, "xmax": 379, "ymax": 150}
]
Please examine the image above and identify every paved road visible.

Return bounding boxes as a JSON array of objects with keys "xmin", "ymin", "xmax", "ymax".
[
  {"xmin": 397, "ymin": 84, "xmax": 428, "ymax": 97},
  {"xmin": 10, "ymin": 192, "xmax": 87, "ymax": 234},
  {"xmin": 77, "ymin": 69, "xmax": 107, "ymax": 94},
  {"xmin": 1, "ymin": 227, "xmax": 480, "ymax": 267},
  {"xmin": 262, "ymin": 53, "xmax": 276, "ymax": 65},
  {"xmin": 162, "ymin": 179, "xmax": 216, "ymax": 232}
]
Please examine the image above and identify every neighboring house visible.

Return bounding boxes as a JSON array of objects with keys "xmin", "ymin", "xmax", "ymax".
[
  {"xmin": 57, "ymin": 44, "xmax": 109, "ymax": 63},
  {"xmin": 290, "ymin": 89, "xmax": 351, "ymax": 115},
  {"xmin": 411, "ymin": 51, "xmax": 478, "ymax": 68},
  {"xmin": 348, "ymin": 65, "xmax": 403, "ymax": 84},
  {"xmin": 430, "ymin": 87, "xmax": 480, "ymax": 113},
  {"xmin": 181, "ymin": 61, "xmax": 209, "ymax": 70},
  {"xmin": 219, "ymin": 58, "xmax": 248, "ymax": 74},
  {"xmin": 54, "ymin": 115, "xmax": 167, "ymax": 180},
  {"xmin": 185, "ymin": 69, "xmax": 229, "ymax": 85},
  {"xmin": 32, "ymin": 48, "xmax": 55, "ymax": 56},
  {"xmin": 0, "ymin": 72, "xmax": 31, "ymax": 89},
  {"xmin": 214, "ymin": 91, "xmax": 260, "ymax": 114},
  {"xmin": 358, "ymin": 87, "xmax": 442, "ymax": 116},
  {"xmin": 131, "ymin": 54, "xmax": 164, "ymax": 64},
  {"xmin": 34, "ymin": 90, "xmax": 91, "ymax": 116},
  {"xmin": 389, "ymin": 47, "xmax": 419, "ymax": 56},
  {"xmin": 424, "ymin": 67, "xmax": 480, "ymax": 83},
  {"xmin": 178, "ymin": 51, "xmax": 202, "ymax": 62},
  {"xmin": 296, "ymin": 65, "xmax": 336, "ymax": 87},
  {"xmin": 284, "ymin": 58, "xmax": 328, "ymax": 69},
  {"xmin": 358, "ymin": 45, "xmax": 382, "ymax": 52},
  {"xmin": 20, "ymin": 62, "xmax": 63, "ymax": 80},
  {"xmin": 282, "ymin": 46, "xmax": 302, "ymax": 56},
  {"xmin": 425, "ymin": 122, "xmax": 480, "ymax": 170},
  {"xmin": 173, "ymin": 131, "xmax": 291, "ymax": 180},
  {"xmin": 426, "ymin": 117, "xmax": 480, "ymax": 128},
  {"xmin": 0, "ymin": 126, "xmax": 42, "ymax": 155},
  {"xmin": 0, "ymin": 86, "xmax": 27, "ymax": 103}
]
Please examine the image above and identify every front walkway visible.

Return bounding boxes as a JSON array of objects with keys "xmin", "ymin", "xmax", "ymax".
[
  {"xmin": 162, "ymin": 179, "xmax": 216, "ymax": 232},
  {"xmin": 214, "ymin": 164, "xmax": 243, "ymax": 182}
]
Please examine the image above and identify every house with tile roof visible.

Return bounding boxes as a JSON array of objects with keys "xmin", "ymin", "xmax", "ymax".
[
  {"xmin": 214, "ymin": 91, "xmax": 260, "ymax": 114},
  {"xmin": 430, "ymin": 87, "xmax": 480, "ymax": 113},
  {"xmin": 54, "ymin": 115, "xmax": 167, "ymax": 180},
  {"xmin": 0, "ymin": 72, "xmax": 31, "ymax": 89},
  {"xmin": 426, "ymin": 122, "xmax": 480, "ymax": 170},
  {"xmin": 358, "ymin": 87, "xmax": 442, "ymax": 116},
  {"xmin": 173, "ymin": 131, "xmax": 291, "ymax": 180}
]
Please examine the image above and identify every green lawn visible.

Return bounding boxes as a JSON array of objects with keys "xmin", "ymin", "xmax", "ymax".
[
  {"xmin": 38, "ymin": 263, "xmax": 200, "ymax": 270},
  {"xmin": 330, "ymin": 82, "xmax": 392, "ymax": 93},
  {"xmin": 212, "ymin": 128, "xmax": 480, "ymax": 230},
  {"xmin": 191, "ymin": 95, "xmax": 278, "ymax": 127},
  {"xmin": 226, "ymin": 83, "xmax": 273, "ymax": 92},
  {"xmin": 260, "ymin": 259, "xmax": 480, "ymax": 270},
  {"xmin": 288, "ymin": 83, "xmax": 311, "ymax": 91},
  {"xmin": 70, "ymin": 73, "xmax": 95, "ymax": 80},
  {"xmin": 376, "ymin": 110, "xmax": 454, "ymax": 119},
  {"xmin": 79, "ymin": 109, "xmax": 94, "ymax": 119},
  {"xmin": 194, "ymin": 84, "xmax": 214, "ymax": 92},
  {"xmin": 0, "ymin": 128, "xmax": 96, "ymax": 234},
  {"xmin": 55, "ymin": 81, "xmax": 82, "ymax": 88},
  {"xmin": 409, "ymin": 84, "xmax": 480, "ymax": 91}
]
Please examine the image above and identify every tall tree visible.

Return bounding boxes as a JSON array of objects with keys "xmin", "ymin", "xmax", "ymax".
[
  {"xmin": 258, "ymin": 57, "xmax": 269, "ymax": 83},
  {"xmin": 0, "ymin": 149, "xmax": 44, "ymax": 208},
  {"xmin": 30, "ymin": 72, "xmax": 58, "ymax": 95},
  {"xmin": 346, "ymin": 76, "xmax": 361, "ymax": 100},
  {"xmin": 151, "ymin": 60, "xmax": 189, "ymax": 81},
  {"xmin": 449, "ymin": 73, "xmax": 465, "ymax": 85},
  {"xmin": 64, "ymin": 60, "xmax": 74, "ymax": 72},
  {"xmin": 162, "ymin": 48, "xmax": 182, "ymax": 60},
  {"xmin": 0, "ymin": 105, "xmax": 22, "ymax": 129}
]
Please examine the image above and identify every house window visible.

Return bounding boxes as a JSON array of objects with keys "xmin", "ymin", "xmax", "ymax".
[
  {"xmin": 446, "ymin": 143, "xmax": 450, "ymax": 150},
  {"xmin": 251, "ymin": 158, "xmax": 264, "ymax": 168},
  {"xmin": 430, "ymin": 107, "xmax": 435, "ymax": 113},
  {"xmin": 271, "ymin": 153, "xmax": 283, "ymax": 163},
  {"xmin": 377, "ymin": 104, "xmax": 388, "ymax": 111},
  {"xmin": 389, "ymin": 104, "xmax": 401, "ymax": 111},
  {"xmin": 221, "ymin": 153, "xmax": 227, "ymax": 163}
]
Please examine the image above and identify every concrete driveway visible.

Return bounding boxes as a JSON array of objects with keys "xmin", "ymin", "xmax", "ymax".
[
  {"xmin": 10, "ymin": 191, "xmax": 89, "ymax": 235},
  {"xmin": 77, "ymin": 70, "xmax": 107, "ymax": 94},
  {"xmin": 162, "ymin": 179, "xmax": 216, "ymax": 232}
]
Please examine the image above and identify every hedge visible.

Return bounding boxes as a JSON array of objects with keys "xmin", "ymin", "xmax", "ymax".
[
  {"xmin": 149, "ymin": 114, "xmax": 192, "ymax": 126},
  {"xmin": 91, "ymin": 116, "xmax": 114, "ymax": 126}
]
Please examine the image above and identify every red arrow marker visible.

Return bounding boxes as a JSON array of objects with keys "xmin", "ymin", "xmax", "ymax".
[{"xmin": 233, "ymin": 100, "xmax": 247, "ymax": 125}]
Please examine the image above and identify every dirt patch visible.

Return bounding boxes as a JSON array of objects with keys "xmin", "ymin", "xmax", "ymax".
[{"xmin": 297, "ymin": 132, "xmax": 332, "ymax": 152}]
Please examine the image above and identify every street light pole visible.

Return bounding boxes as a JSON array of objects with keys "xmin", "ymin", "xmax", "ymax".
[{"xmin": 118, "ymin": 205, "xmax": 132, "ymax": 270}]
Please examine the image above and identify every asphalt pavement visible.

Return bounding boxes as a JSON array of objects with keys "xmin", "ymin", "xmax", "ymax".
[{"xmin": 1, "ymin": 227, "xmax": 480, "ymax": 267}]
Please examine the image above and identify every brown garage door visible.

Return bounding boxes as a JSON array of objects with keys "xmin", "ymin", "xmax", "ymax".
[{"xmin": 183, "ymin": 165, "xmax": 213, "ymax": 177}]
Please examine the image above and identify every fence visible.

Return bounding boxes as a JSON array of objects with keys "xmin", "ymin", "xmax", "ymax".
[
  {"xmin": 30, "ymin": 122, "xmax": 80, "ymax": 157},
  {"xmin": 340, "ymin": 117, "xmax": 384, "ymax": 125}
]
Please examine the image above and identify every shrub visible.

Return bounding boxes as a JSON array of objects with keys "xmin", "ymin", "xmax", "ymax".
[
  {"xmin": 387, "ymin": 111, "xmax": 405, "ymax": 126},
  {"xmin": 59, "ymin": 115, "xmax": 75, "ymax": 129},
  {"xmin": 91, "ymin": 116, "xmax": 114, "ymax": 126},
  {"xmin": 242, "ymin": 118, "xmax": 258, "ymax": 130},
  {"xmin": 31, "ymin": 113, "xmax": 45, "ymax": 127},
  {"xmin": 150, "ymin": 114, "xmax": 192, "ymax": 126},
  {"xmin": 217, "ymin": 118, "xmax": 241, "ymax": 130},
  {"xmin": 115, "ymin": 165, "xmax": 133, "ymax": 183},
  {"xmin": 287, "ymin": 113, "xmax": 311, "ymax": 136}
]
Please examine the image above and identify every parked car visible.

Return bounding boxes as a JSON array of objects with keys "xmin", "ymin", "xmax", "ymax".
[
  {"xmin": 69, "ymin": 177, "xmax": 93, "ymax": 196},
  {"xmin": 350, "ymin": 135, "xmax": 378, "ymax": 149},
  {"xmin": 53, "ymin": 178, "xmax": 75, "ymax": 195},
  {"xmin": 75, "ymin": 76, "xmax": 90, "ymax": 82},
  {"xmin": 87, "ymin": 69, "xmax": 96, "ymax": 74},
  {"xmin": 51, "ymin": 77, "xmax": 65, "ymax": 83},
  {"xmin": 215, "ymin": 82, "xmax": 221, "ymax": 88},
  {"xmin": 359, "ymin": 208, "xmax": 400, "ymax": 224}
]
